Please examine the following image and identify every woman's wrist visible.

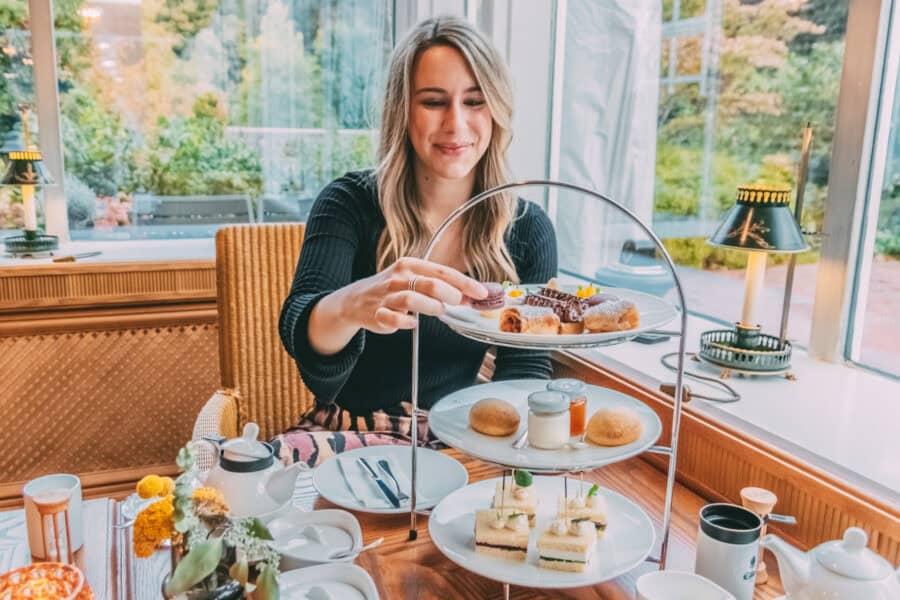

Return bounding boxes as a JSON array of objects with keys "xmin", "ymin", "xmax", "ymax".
[{"xmin": 308, "ymin": 286, "xmax": 363, "ymax": 356}]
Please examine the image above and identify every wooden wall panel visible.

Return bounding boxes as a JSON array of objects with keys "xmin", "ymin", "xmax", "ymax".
[
  {"xmin": 554, "ymin": 353, "xmax": 900, "ymax": 565},
  {"xmin": 0, "ymin": 317, "xmax": 219, "ymax": 505}
]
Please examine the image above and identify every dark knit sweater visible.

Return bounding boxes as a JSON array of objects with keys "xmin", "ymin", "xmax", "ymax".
[{"xmin": 279, "ymin": 170, "xmax": 558, "ymax": 417}]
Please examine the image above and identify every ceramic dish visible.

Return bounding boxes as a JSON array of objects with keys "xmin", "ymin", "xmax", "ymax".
[
  {"xmin": 635, "ymin": 570, "xmax": 736, "ymax": 599},
  {"xmin": 279, "ymin": 563, "xmax": 379, "ymax": 599},
  {"xmin": 428, "ymin": 475, "xmax": 655, "ymax": 589},
  {"xmin": 268, "ymin": 508, "xmax": 364, "ymax": 570},
  {"xmin": 312, "ymin": 445, "xmax": 468, "ymax": 515},
  {"xmin": 0, "ymin": 563, "xmax": 89, "ymax": 600},
  {"xmin": 439, "ymin": 285, "xmax": 678, "ymax": 350},
  {"xmin": 429, "ymin": 379, "xmax": 663, "ymax": 472}
]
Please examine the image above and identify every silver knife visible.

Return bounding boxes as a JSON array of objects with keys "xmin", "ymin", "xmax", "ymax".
[{"xmin": 357, "ymin": 457, "xmax": 401, "ymax": 508}]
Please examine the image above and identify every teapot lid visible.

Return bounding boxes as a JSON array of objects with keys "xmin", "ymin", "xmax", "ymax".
[
  {"xmin": 815, "ymin": 527, "xmax": 892, "ymax": 581},
  {"xmin": 221, "ymin": 423, "xmax": 271, "ymax": 461}
]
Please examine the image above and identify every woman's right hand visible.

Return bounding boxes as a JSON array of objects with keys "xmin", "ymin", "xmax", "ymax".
[{"xmin": 341, "ymin": 257, "xmax": 488, "ymax": 334}]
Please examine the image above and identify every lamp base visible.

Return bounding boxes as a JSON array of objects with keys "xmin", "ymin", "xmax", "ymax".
[
  {"xmin": 4, "ymin": 232, "xmax": 59, "ymax": 256},
  {"xmin": 699, "ymin": 326, "xmax": 792, "ymax": 374}
]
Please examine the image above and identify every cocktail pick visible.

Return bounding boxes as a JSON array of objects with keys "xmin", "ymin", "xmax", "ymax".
[{"xmin": 564, "ymin": 476, "xmax": 569, "ymax": 521}]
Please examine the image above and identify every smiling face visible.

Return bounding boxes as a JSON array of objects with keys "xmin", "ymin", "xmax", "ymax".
[{"xmin": 408, "ymin": 44, "xmax": 493, "ymax": 183}]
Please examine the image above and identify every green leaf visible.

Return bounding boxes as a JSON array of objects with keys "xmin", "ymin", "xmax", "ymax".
[
  {"xmin": 513, "ymin": 469, "xmax": 533, "ymax": 488},
  {"xmin": 176, "ymin": 446, "xmax": 194, "ymax": 471},
  {"xmin": 244, "ymin": 517, "xmax": 274, "ymax": 541},
  {"xmin": 587, "ymin": 484, "xmax": 599, "ymax": 497},
  {"xmin": 255, "ymin": 564, "xmax": 279, "ymax": 600},
  {"xmin": 164, "ymin": 538, "xmax": 223, "ymax": 595}
]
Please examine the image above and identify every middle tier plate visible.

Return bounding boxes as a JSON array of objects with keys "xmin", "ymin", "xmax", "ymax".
[{"xmin": 429, "ymin": 379, "xmax": 663, "ymax": 472}]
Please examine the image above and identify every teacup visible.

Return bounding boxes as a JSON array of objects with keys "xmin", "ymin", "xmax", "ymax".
[{"xmin": 636, "ymin": 570, "xmax": 736, "ymax": 600}]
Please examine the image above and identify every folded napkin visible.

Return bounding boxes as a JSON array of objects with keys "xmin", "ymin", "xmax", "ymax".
[{"xmin": 336, "ymin": 455, "xmax": 420, "ymax": 508}]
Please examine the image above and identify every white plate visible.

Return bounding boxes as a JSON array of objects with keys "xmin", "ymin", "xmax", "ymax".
[
  {"xmin": 439, "ymin": 285, "xmax": 678, "ymax": 350},
  {"xmin": 312, "ymin": 445, "xmax": 468, "ymax": 514},
  {"xmin": 429, "ymin": 379, "xmax": 663, "ymax": 472},
  {"xmin": 279, "ymin": 563, "xmax": 379, "ymax": 600},
  {"xmin": 268, "ymin": 508, "xmax": 364, "ymax": 570},
  {"xmin": 428, "ymin": 475, "xmax": 655, "ymax": 589}
]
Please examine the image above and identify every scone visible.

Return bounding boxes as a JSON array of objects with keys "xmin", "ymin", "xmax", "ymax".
[
  {"xmin": 536, "ymin": 518, "xmax": 596, "ymax": 572},
  {"xmin": 557, "ymin": 486, "xmax": 608, "ymax": 538},
  {"xmin": 474, "ymin": 510, "xmax": 529, "ymax": 561},
  {"xmin": 469, "ymin": 398, "xmax": 520, "ymax": 437},
  {"xmin": 586, "ymin": 408, "xmax": 643, "ymax": 447}
]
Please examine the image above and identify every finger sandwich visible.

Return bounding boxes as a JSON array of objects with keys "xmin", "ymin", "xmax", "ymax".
[
  {"xmin": 474, "ymin": 510, "xmax": 530, "ymax": 561},
  {"xmin": 536, "ymin": 518, "xmax": 596, "ymax": 572},
  {"xmin": 492, "ymin": 481, "xmax": 537, "ymax": 526},
  {"xmin": 557, "ymin": 487, "xmax": 608, "ymax": 538}
]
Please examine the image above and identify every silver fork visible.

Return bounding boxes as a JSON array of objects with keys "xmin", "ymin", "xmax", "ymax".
[{"xmin": 376, "ymin": 459, "xmax": 410, "ymax": 503}]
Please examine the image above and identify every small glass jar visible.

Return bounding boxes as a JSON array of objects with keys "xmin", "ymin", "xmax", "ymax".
[
  {"xmin": 527, "ymin": 390, "xmax": 570, "ymax": 449},
  {"xmin": 547, "ymin": 378, "xmax": 588, "ymax": 437}
]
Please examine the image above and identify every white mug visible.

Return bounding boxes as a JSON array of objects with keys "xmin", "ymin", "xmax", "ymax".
[
  {"xmin": 694, "ymin": 503, "xmax": 762, "ymax": 600},
  {"xmin": 636, "ymin": 570, "xmax": 736, "ymax": 600},
  {"xmin": 23, "ymin": 473, "xmax": 84, "ymax": 561}
]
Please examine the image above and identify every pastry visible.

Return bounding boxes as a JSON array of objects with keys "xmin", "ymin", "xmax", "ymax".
[
  {"xmin": 492, "ymin": 475, "xmax": 538, "ymax": 526},
  {"xmin": 586, "ymin": 292, "xmax": 619, "ymax": 307},
  {"xmin": 526, "ymin": 288, "xmax": 587, "ymax": 333},
  {"xmin": 583, "ymin": 299, "xmax": 640, "ymax": 332},
  {"xmin": 469, "ymin": 398, "xmax": 520, "ymax": 437},
  {"xmin": 536, "ymin": 518, "xmax": 597, "ymax": 572},
  {"xmin": 472, "ymin": 282, "xmax": 506, "ymax": 318},
  {"xmin": 585, "ymin": 408, "xmax": 643, "ymax": 446},
  {"xmin": 545, "ymin": 277, "xmax": 559, "ymax": 290},
  {"xmin": 559, "ymin": 321, "xmax": 585, "ymax": 334},
  {"xmin": 557, "ymin": 485, "xmax": 608, "ymax": 538},
  {"xmin": 474, "ymin": 510, "xmax": 529, "ymax": 561},
  {"xmin": 499, "ymin": 306, "xmax": 560, "ymax": 334}
]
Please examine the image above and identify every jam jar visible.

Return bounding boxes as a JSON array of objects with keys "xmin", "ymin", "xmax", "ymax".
[{"xmin": 547, "ymin": 378, "xmax": 588, "ymax": 437}]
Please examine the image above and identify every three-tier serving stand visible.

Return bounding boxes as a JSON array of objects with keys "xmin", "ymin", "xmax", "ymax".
[{"xmin": 406, "ymin": 180, "xmax": 689, "ymax": 598}]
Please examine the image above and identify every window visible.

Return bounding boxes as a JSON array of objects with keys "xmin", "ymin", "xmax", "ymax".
[
  {"xmin": 0, "ymin": 3, "xmax": 38, "ymax": 231},
  {"xmin": 554, "ymin": 0, "xmax": 850, "ymax": 349},
  {"xmin": 51, "ymin": 0, "xmax": 391, "ymax": 240},
  {"xmin": 850, "ymin": 38, "xmax": 900, "ymax": 377}
]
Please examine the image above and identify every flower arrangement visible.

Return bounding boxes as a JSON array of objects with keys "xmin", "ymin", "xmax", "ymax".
[{"xmin": 132, "ymin": 444, "xmax": 280, "ymax": 599}]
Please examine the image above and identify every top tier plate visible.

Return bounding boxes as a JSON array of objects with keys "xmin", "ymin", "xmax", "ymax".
[
  {"xmin": 438, "ymin": 285, "xmax": 678, "ymax": 350},
  {"xmin": 428, "ymin": 379, "xmax": 663, "ymax": 473}
]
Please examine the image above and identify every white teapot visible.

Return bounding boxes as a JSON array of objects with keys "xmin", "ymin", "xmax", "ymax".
[
  {"xmin": 761, "ymin": 527, "xmax": 900, "ymax": 600},
  {"xmin": 203, "ymin": 422, "xmax": 306, "ymax": 519}
]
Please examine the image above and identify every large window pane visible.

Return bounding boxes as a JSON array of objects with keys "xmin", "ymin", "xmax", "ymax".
[
  {"xmin": 54, "ymin": 0, "xmax": 391, "ymax": 240},
  {"xmin": 1, "ymin": 3, "xmax": 38, "ymax": 232},
  {"xmin": 856, "ymin": 61, "xmax": 900, "ymax": 376},
  {"xmin": 556, "ymin": 0, "xmax": 849, "ymax": 346}
]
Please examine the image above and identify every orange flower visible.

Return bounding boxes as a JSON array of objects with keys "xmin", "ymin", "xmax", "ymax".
[{"xmin": 133, "ymin": 496, "xmax": 174, "ymax": 558}]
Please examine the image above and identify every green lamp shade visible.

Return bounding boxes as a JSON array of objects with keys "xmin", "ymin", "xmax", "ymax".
[
  {"xmin": 708, "ymin": 186, "xmax": 808, "ymax": 253},
  {"xmin": 1, "ymin": 150, "xmax": 53, "ymax": 186}
]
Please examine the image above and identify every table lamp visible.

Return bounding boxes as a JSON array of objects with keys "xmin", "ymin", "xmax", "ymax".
[
  {"xmin": 1, "ymin": 105, "xmax": 57, "ymax": 255},
  {"xmin": 698, "ymin": 185, "xmax": 808, "ymax": 374}
]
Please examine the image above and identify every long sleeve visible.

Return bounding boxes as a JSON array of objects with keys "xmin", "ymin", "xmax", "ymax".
[
  {"xmin": 492, "ymin": 201, "xmax": 558, "ymax": 381},
  {"xmin": 278, "ymin": 175, "xmax": 371, "ymax": 402}
]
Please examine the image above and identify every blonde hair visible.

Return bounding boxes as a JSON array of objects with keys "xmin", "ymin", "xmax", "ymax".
[{"xmin": 375, "ymin": 15, "xmax": 519, "ymax": 282}]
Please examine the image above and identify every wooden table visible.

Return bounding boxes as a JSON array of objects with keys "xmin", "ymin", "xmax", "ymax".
[{"xmin": 0, "ymin": 450, "xmax": 785, "ymax": 599}]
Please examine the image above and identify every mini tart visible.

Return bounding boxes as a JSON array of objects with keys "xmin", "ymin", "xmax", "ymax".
[
  {"xmin": 557, "ymin": 494, "xmax": 608, "ymax": 538},
  {"xmin": 491, "ymin": 482, "xmax": 537, "ymax": 526},
  {"xmin": 536, "ymin": 518, "xmax": 596, "ymax": 572},
  {"xmin": 474, "ymin": 510, "xmax": 529, "ymax": 561}
]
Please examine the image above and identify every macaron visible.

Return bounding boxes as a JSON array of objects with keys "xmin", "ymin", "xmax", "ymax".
[{"xmin": 471, "ymin": 282, "xmax": 505, "ymax": 311}]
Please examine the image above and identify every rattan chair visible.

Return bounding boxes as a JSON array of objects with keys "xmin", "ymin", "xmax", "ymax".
[{"xmin": 192, "ymin": 224, "xmax": 314, "ymax": 446}]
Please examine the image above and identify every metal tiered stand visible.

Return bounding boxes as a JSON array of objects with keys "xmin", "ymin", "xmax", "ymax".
[{"xmin": 407, "ymin": 180, "xmax": 688, "ymax": 598}]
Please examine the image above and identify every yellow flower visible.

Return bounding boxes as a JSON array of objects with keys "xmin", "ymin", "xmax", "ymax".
[
  {"xmin": 192, "ymin": 487, "xmax": 229, "ymax": 518},
  {"xmin": 575, "ymin": 284, "xmax": 598, "ymax": 299},
  {"xmin": 160, "ymin": 476, "xmax": 175, "ymax": 496},
  {"xmin": 133, "ymin": 496, "xmax": 174, "ymax": 558},
  {"xmin": 136, "ymin": 474, "xmax": 164, "ymax": 499}
]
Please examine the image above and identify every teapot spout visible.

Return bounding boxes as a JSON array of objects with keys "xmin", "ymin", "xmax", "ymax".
[
  {"xmin": 266, "ymin": 462, "xmax": 308, "ymax": 501},
  {"xmin": 761, "ymin": 533, "xmax": 810, "ymax": 595}
]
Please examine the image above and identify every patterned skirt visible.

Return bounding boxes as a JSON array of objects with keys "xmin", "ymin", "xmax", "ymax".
[{"xmin": 272, "ymin": 401, "xmax": 443, "ymax": 468}]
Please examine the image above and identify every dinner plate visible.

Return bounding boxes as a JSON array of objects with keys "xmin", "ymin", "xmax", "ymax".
[
  {"xmin": 313, "ymin": 445, "xmax": 468, "ymax": 514},
  {"xmin": 439, "ymin": 285, "xmax": 678, "ymax": 350},
  {"xmin": 279, "ymin": 563, "xmax": 379, "ymax": 599},
  {"xmin": 429, "ymin": 379, "xmax": 663, "ymax": 472},
  {"xmin": 428, "ymin": 475, "xmax": 655, "ymax": 589}
]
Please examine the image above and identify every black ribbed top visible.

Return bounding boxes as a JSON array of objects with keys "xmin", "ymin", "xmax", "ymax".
[{"xmin": 279, "ymin": 170, "xmax": 558, "ymax": 417}]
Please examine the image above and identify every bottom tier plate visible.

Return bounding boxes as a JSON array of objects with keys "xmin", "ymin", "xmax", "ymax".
[{"xmin": 428, "ymin": 475, "xmax": 655, "ymax": 589}]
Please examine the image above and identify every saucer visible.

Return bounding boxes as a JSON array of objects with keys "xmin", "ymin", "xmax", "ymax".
[
  {"xmin": 268, "ymin": 508, "xmax": 364, "ymax": 570},
  {"xmin": 279, "ymin": 563, "xmax": 379, "ymax": 599}
]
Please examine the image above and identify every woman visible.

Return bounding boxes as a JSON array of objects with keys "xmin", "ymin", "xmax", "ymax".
[{"xmin": 277, "ymin": 15, "xmax": 557, "ymax": 466}]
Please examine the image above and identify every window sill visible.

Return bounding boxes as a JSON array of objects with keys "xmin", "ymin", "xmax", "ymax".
[
  {"xmin": 0, "ymin": 238, "xmax": 215, "ymax": 266},
  {"xmin": 567, "ymin": 314, "xmax": 900, "ymax": 506}
]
